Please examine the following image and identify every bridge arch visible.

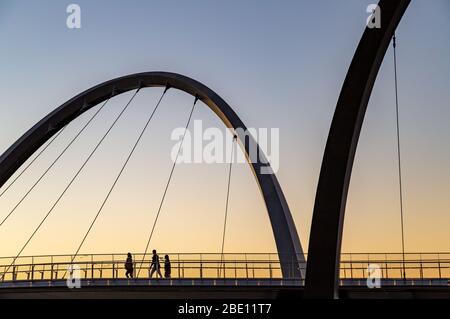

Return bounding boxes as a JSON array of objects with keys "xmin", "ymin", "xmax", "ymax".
[
  {"xmin": 305, "ymin": 0, "xmax": 411, "ymax": 298},
  {"xmin": 0, "ymin": 71, "xmax": 305, "ymax": 278}
]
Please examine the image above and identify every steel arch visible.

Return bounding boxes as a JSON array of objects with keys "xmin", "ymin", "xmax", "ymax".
[
  {"xmin": 0, "ymin": 71, "xmax": 305, "ymax": 278},
  {"xmin": 304, "ymin": 0, "xmax": 411, "ymax": 298}
]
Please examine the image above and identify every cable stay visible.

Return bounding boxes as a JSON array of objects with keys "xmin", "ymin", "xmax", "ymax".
[
  {"xmin": 219, "ymin": 134, "xmax": 237, "ymax": 278},
  {"xmin": 1, "ymin": 89, "xmax": 140, "ymax": 278},
  {"xmin": 0, "ymin": 97, "xmax": 111, "ymax": 228},
  {"xmin": 393, "ymin": 33, "xmax": 407, "ymax": 280},
  {"xmin": 137, "ymin": 95, "xmax": 198, "ymax": 277},
  {"xmin": 0, "ymin": 125, "xmax": 68, "ymax": 199},
  {"xmin": 64, "ymin": 87, "xmax": 170, "ymax": 276}
]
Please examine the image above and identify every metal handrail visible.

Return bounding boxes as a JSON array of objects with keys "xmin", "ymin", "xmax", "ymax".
[{"xmin": 2, "ymin": 252, "xmax": 450, "ymax": 283}]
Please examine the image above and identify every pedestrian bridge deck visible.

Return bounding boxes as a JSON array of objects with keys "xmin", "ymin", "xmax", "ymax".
[
  {"xmin": 2, "ymin": 278, "xmax": 450, "ymax": 289},
  {"xmin": 2, "ymin": 252, "xmax": 450, "ymax": 289}
]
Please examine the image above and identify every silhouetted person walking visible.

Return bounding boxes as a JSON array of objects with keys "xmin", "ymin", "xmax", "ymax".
[
  {"xmin": 149, "ymin": 249, "xmax": 162, "ymax": 278},
  {"xmin": 164, "ymin": 255, "xmax": 171, "ymax": 278},
  {"xmin": 125, "ymin": 252, "xmax": 133, "ymax": 278}
]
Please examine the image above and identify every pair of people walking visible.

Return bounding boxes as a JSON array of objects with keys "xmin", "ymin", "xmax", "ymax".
[
  {"xmin": 149, "ymin": 250, "xmax": 171, "ymax": 278},
  {"xmin": 124, "ymin": 250, "xmax": 171, "ymax": 279}
]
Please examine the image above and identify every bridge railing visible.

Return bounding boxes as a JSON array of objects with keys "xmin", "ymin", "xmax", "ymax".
[
  {"xmin": 0, "ymin": 253, "xmax": 303, "ymax": 282},
  {"xmin": 339, "ymin": 252, "xmax": 450, "ymax": 280},
  {"xmin": 1, "ymin": 252, "xmax": 450, "ymax": 283}
]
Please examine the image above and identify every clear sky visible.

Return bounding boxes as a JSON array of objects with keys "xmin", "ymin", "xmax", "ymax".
[{"xmin": 0, "ymin": 1, "xmax": 449, "ymax": 258}]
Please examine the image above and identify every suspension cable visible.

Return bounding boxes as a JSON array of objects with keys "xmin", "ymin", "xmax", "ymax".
[
  {"xmin": 65, "ymin": 87, "xmax": 169, "ymax": 274},
  {"xmin": 219, "ymin": 134, "xmax": 237, "ymax": 277},
  {"xmin": 0, "ymin": 125, "xmax": 68, "ymax": 198},
  {"xmin": 137, "ymin": 95, "xmax": 198, "ymax": 277},
  {"xmin": 393, "ymin": 33, "xmax": 406, "ymax": 280},
  {"xmin": 1, "ymin": 89, "xmax": 140, "ymax": 277},
  {"xmin": 0, "ymin": 97, "xmax": 111, "ymax": 228}
]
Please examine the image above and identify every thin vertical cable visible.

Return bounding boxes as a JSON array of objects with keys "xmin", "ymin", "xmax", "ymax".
[
  {"xmin": 393, "ymin": 34, "xmax": 406, "ymax": 280},
  {"xmin": 219, "ymin": 134, "xmax": 237, "ymax": 278}
]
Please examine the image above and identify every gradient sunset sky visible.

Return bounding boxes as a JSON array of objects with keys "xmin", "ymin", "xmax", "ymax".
[{"xmin": 0, "ymin": 0, "xmax": 449, "ymax": 258}]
